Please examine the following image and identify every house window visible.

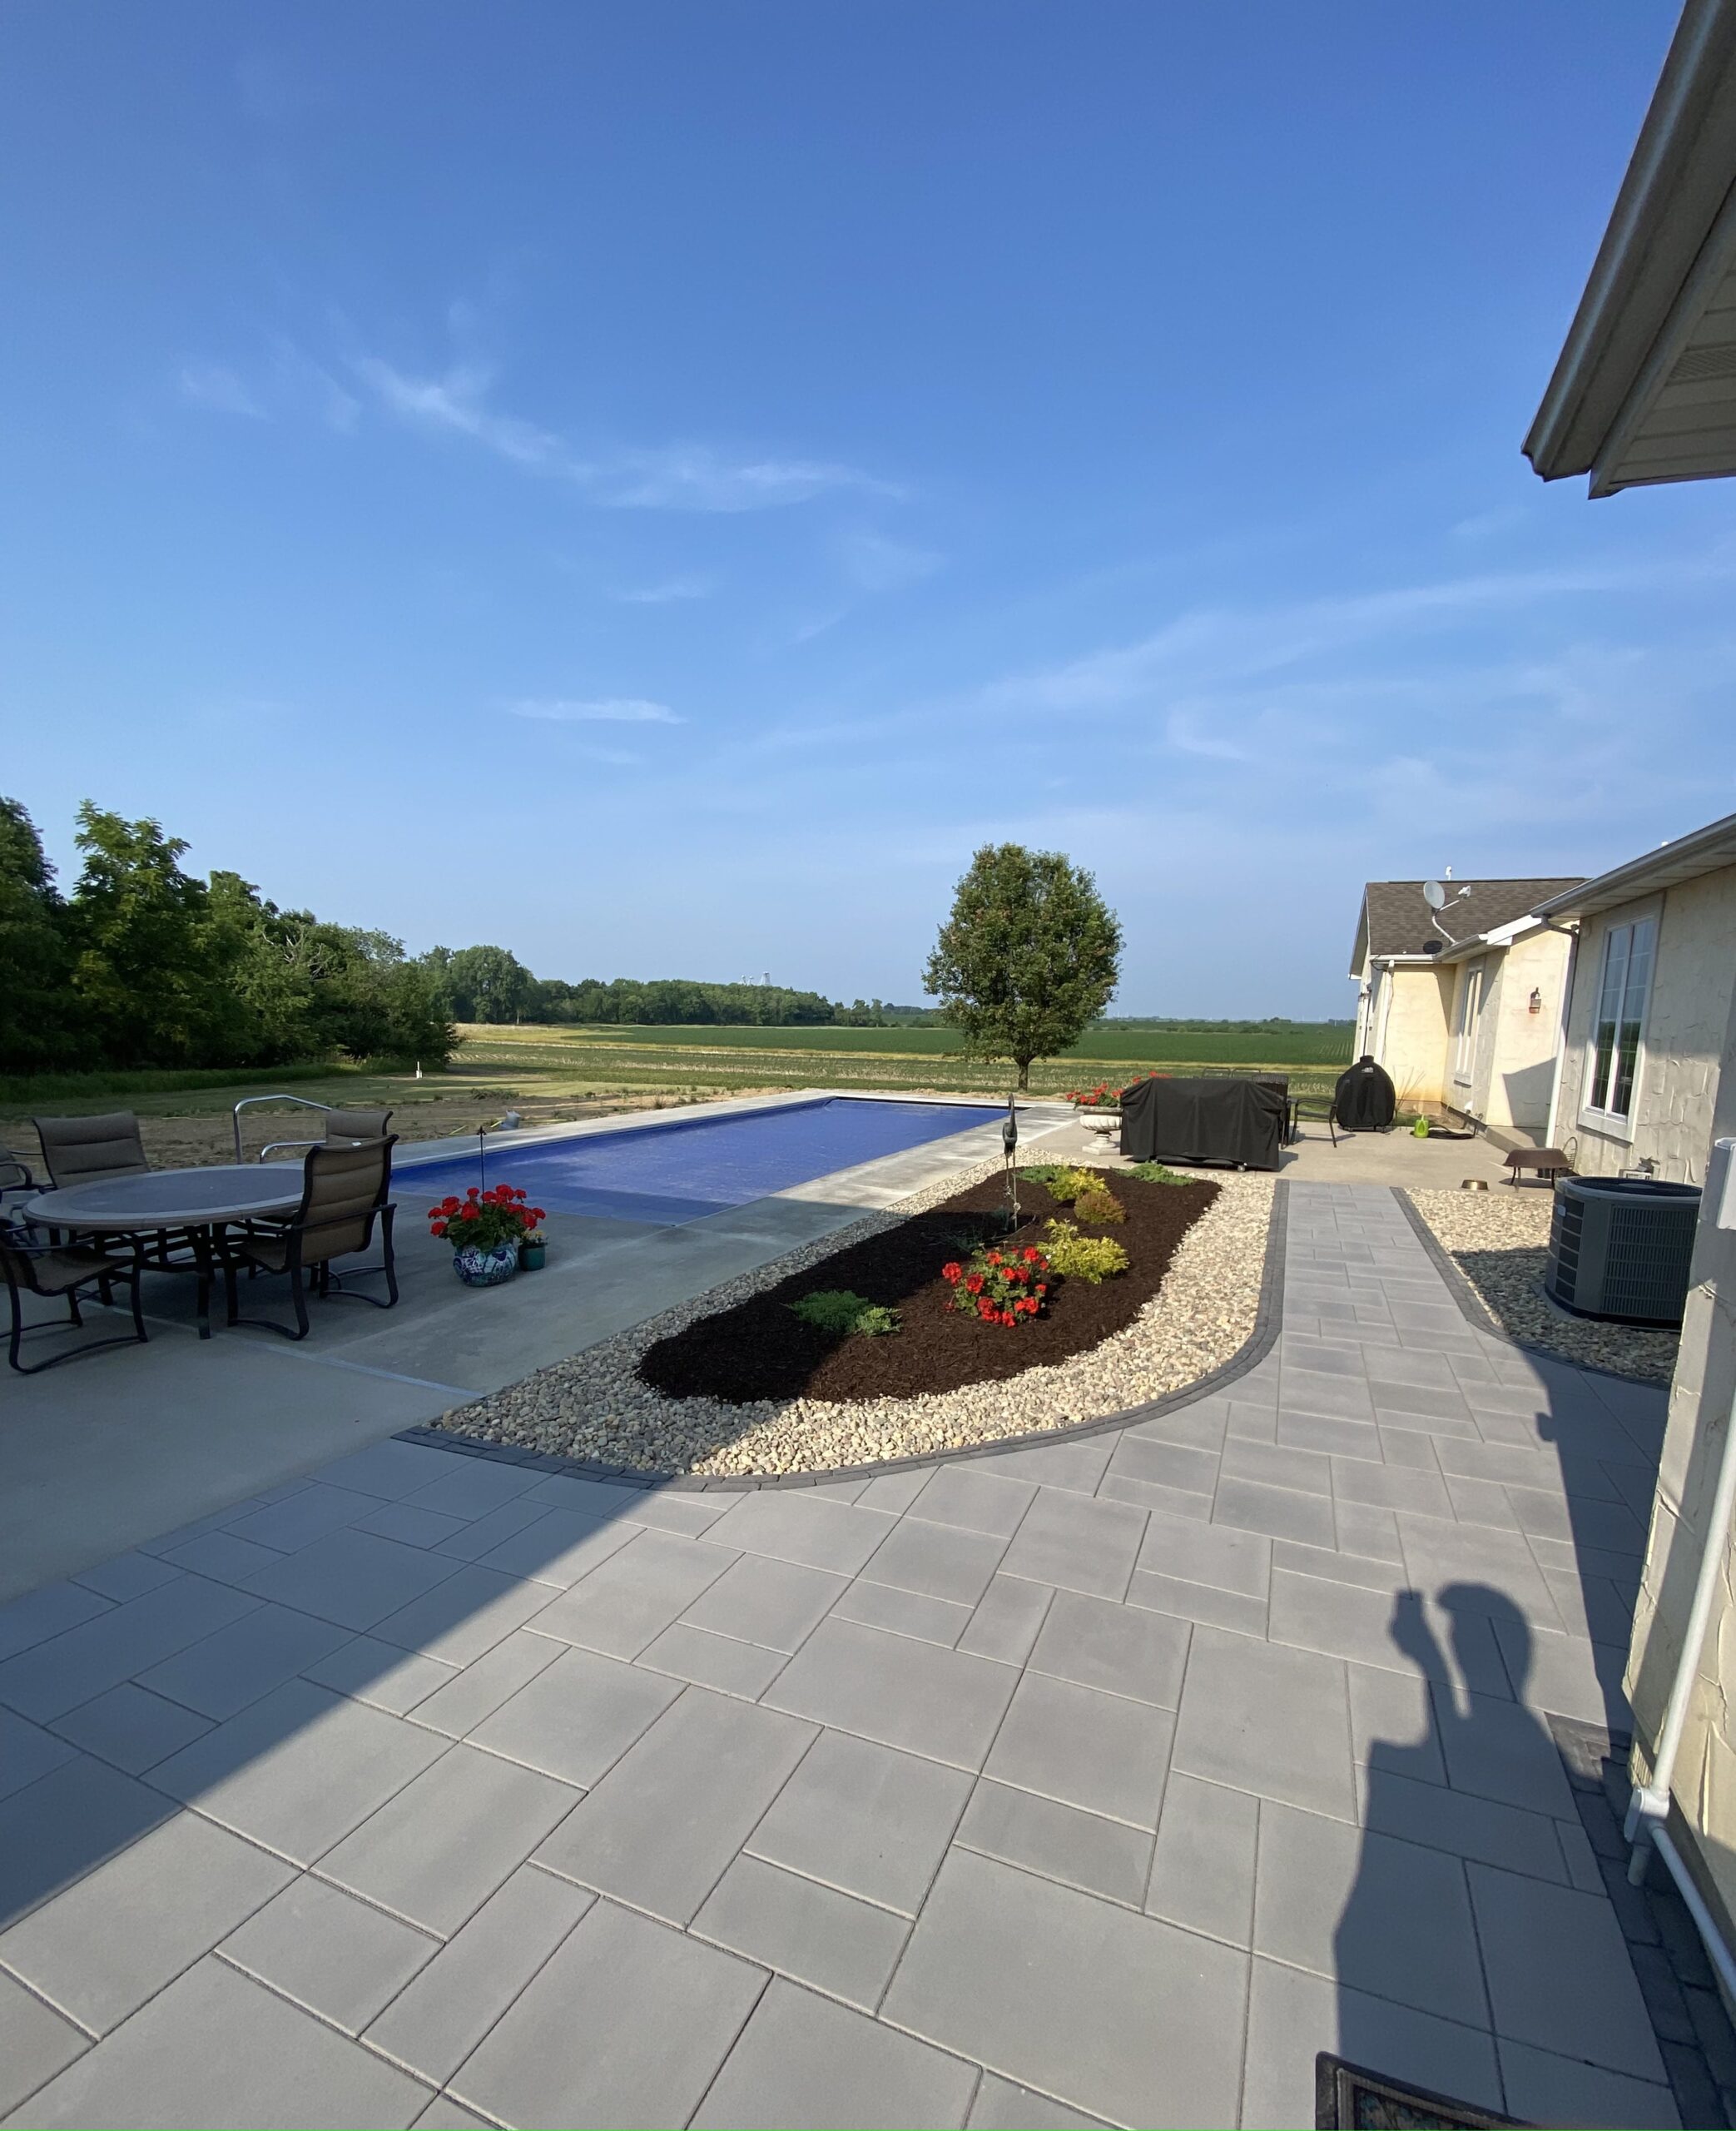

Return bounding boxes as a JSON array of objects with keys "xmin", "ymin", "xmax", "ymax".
[
  {"xmin": 1451, "ymin": 963, "xmax": 1483, "ymax": 1085},
  {"xmin": 1585, "ymin": 916, "xmax": 1655, "ymax": 1121}
]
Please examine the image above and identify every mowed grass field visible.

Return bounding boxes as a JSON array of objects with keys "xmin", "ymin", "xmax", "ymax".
[{"xmin": 0, "ymin": 1020, "xmax": 1352, "ymax": 1165}]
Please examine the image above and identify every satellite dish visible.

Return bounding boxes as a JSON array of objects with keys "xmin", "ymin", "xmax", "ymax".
[{"xmin": 1423, "ymin": 881, "xmax": 1446, "ymax": 910}]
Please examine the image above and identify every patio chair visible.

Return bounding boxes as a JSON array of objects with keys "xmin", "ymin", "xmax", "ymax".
[
  {"xmin": 34, "ymin": 1110, "xmax": 151, "ymax": 1188},
  {"xmin": 257, "ymin": 1107, "xmax": 395, "ymax": 1160},
  {"xmin": 2, "ymin": 1220, "xmax": 146, "ymax": 1374},
  {"xmin": 0, "ymin": 1144, "xmax": 38, "ymax": 1217},
  {"xmin": 220, "ymin": 1135, "xmax": 399, "ymax": 1340},
  {"xmin": 32, "ymin": 1109, "xmax": 200, "ymax": 1274}
]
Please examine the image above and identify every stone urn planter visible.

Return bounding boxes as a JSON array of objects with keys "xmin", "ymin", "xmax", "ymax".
[
  {"xmin": 452, "ymin": 1240, "xmax": 519, "ymax": 1287},
  {"xmin": 1081, "ymin": 1111, "xmax": 1121, "ymax": 1140}
]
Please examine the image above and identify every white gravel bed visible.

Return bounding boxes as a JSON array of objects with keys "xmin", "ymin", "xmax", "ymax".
[
  {"xmin": 434, "ymin": 1165, "xmax": 1275, "ymax": 1477},
  {"xmin": 1406, "ymin": 1188, "xmax": 1678, "ymax": 1383}
]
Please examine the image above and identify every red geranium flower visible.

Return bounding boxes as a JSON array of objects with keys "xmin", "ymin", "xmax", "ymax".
[
  {"xmin": 430, "ymin": 1220, "xmax": 447, "ymax": 1237},
  {"xmin": 965, "ymin": 1274, "xmax": 985, "ymax": 1295},
  {"xmin": 941, "ymin": 1262, "xmax": 963, "ymax": 1284}
]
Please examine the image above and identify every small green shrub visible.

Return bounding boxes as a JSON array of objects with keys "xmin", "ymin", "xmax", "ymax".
[
  {"xmin": 1041, "ymin": 1219, "xmax": 1129, "ymax": 1284},
  {"xmin": 1023, "ymin": 1163, "xmax": 1100, "ymax": 1200},
  {"xmin": 1127, "ymin": 1161, "xmax": 1191, "ymax": 1186},
  {"xmin": 1073, "ymin": 1185, "xmax": 1126, "ymax": 1224},
  {"xmin": 787, "ymin": 1289, "xmax": 900, "ymax": 1336}
]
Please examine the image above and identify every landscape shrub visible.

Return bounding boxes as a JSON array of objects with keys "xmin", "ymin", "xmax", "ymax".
[
  {"xmin": 1041, "ymin": 1220, "xmax": 1129, "ymax": 1284},
  {"xmin": 941, "ymin": 1244, "xmax": 1053, "ymax": 1327},
  {"xmin": 1023, "ymin": 1163, "xmax": 1100, "ymax": 1201},
  {"xmin": 788, "ymin": 1289, "xmax": 900, "ymax": 1336},
  {"xmin": 1127, "ymin": 1160, "xmax": 1191, "ymax": 1185},
  {"xmin": 1073, "ymin": 1185, "xmax": 1126, "ymax": 1224}
]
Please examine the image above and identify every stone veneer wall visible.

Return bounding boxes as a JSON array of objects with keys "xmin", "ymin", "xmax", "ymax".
[{"xmin": 1555, "ymin": 867, "xmax": 1736, "ymax": 1185}]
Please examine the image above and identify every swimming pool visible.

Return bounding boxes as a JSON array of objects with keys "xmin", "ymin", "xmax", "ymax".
[{"xmin": 396, "ymin": 1097, "xmax": 1004, "ymax": 1227}]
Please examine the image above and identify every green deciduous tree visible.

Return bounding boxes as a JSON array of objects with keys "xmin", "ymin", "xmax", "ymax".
[
  {"xmin": 923, "ymin": 843, "xmax": 1123, "ymax": 1089},
  {"xmin": 0, "ymin": 797, "xmax": 80, "ymax": 1070}
]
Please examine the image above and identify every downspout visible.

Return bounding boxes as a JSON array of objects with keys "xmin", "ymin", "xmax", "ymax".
[{"xmin": 1542, "ymin": 921, "xmax": 1580, "ymax": 1149}]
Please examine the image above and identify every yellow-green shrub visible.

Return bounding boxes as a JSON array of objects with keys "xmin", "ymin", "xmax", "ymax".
[
  {"xmin": 1042, "ymin": 1219, "xmax": 1129, "ymax": 1284},
  {"xmin": 1073, "ymin": 1185, "xmax": 1126, "ymax": 1224}
]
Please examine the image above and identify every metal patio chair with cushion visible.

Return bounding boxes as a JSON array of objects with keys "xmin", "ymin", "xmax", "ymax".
[
  {"xmin": 2, "ymin": 1219, "xmax": 146, "ymax": 1374},
  {"xmin": 33, "ymin": 1110, "xmax": 153, "ymax": 1188},
  {"xmin": 220, "ymin": 1135, "xmax": 399, "ymax": 1340},
  {"xmin": 257, "ymin": 1107, "xmax": 395, "ymax": 1161},
  {"xmin": 32, "ymin": 1109, "xmax": 198, "ymax": 1271},
  {"xmin": 1, "ymin": 1144, "xmax": 38, "ymax": 1219}
]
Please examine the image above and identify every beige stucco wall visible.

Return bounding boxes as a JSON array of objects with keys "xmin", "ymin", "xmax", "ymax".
[
  {"xmin": 1556, "ymin": 868, "xmax": 1736, "ymax": 1184},
  {"xmin": 1457, "ymin": 930, "xmax": 1574, "ymax": 1135},
  {"xmin": 1625, "ymin": 977, "xmax": 1736, "ymax": 1941},
  {"xmin": 1371, "ymin": 962, "xmax": 1455, "ymax": 1107}
]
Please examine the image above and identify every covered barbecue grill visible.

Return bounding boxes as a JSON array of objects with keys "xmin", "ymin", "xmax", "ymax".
[
  {"xmin": 1333, "ymin": 1055, "xmax": 1397, "ymax": 1131},
  {"xmin": 1118, "ymin": 1075, "xmax": 1286, "ymax": 1171}
]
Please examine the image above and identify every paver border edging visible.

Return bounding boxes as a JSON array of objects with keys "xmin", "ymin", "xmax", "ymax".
[
  {"xmin": 392, "ymin": 1176, "xmax": 1289, "ymax": 1493},
  {"xmin": 1390, "ymin": 1185, "xmax": 1668, "ymax": 1388}
]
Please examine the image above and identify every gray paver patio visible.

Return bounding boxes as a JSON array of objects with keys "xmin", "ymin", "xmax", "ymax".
[{"xmin": 0, "ymin": 1181, "xmax": 1696, "ymax": 2126}]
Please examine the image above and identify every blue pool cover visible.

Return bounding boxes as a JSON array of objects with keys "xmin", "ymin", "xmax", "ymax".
[{"xmin": 396, "ymin": 1096, "xmax": 1003, "ymax": 1227}]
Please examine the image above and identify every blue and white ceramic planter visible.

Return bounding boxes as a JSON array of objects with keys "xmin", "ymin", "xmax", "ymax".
[{"xmin": 452, "ymin": 1240, "xmax": 519, "ymax": 1287}]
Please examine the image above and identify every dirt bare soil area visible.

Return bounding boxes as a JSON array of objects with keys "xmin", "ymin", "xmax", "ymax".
[{"xmin": 638, "ymin": 1166, "xmax": 1218, "ymax": 1405}]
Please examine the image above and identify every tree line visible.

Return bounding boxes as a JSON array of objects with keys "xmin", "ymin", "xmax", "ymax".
[
  {"xmin": 419, "ymin": 946, "xmax": 936, "ymax": 1031},
  {"xmin": 1, "ymin": 798, "xmax": 452, "ymax": 1075},
  {"xmin": 0, "ymin": 795, "xmax": 939, "ymax": 1078}
]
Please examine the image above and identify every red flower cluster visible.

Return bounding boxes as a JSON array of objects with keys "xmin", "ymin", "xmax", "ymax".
[
  {"xmin": 1064, "ymin": 1072, "xmax": 1169, "ymax": 1109},
  {"xmin": 426, "ymin": 1184, "xmax": 545, "ymax": 1247},
  {"xmin": 942, "ymin": 1242, "xmax": 1052, "ymax": 1328}
]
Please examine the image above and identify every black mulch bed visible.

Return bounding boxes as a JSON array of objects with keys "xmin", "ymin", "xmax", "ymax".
[{"xmin": 637, "ymin": 1167, "xmax": 1219, "ymax": 1405}]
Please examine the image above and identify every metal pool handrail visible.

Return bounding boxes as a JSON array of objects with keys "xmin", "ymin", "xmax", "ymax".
[{"xmin": 233, "ymin": 1094, "xmax": 337, "ymax": 1164}]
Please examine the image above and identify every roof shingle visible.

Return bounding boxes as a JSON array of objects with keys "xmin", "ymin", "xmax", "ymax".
[{"xmin": 1354, "ymin": 878, "xmax": 1585, "ymax": 969}]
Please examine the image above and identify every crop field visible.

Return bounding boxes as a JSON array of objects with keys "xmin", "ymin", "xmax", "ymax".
[
  {"xmin": 0, "ymin": 1021, "xmax": 1352, "ymax": 1165},
  {"xmin": 481, "ymin": 1021, "xmax": 1354, "ymax": 1066},
  {"xmin": 453, "ymin": 1021, "xmax": 1350, "ymax": 1101}
]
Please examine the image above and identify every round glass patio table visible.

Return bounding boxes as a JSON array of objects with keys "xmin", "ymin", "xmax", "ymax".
[{"xmin": 23, "ymin": 1164, "xmax": 304, "ymax": 1339}]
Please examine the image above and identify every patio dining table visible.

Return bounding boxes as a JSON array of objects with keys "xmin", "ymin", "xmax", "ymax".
[{"xmin": 22, "ymin": 1163, "xmax": 304, "ymax": 1340}]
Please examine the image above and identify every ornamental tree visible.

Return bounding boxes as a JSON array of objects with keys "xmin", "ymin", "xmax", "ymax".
[{"xmin": 923, "ymin": 844, "xmax": 1123, "ymax": 1090}]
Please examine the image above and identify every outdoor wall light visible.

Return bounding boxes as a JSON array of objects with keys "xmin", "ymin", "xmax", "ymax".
[{"xmin": 1529, "ymin": 989, "xmax": 1544, "ymax": 1015}]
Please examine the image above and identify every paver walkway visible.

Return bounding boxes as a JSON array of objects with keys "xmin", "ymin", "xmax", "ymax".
[{"xmin": 0, "ymin": 1183, "xmax": 1695, "ymax": 2127}]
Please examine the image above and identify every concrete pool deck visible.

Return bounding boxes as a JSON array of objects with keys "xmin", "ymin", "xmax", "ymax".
[
  {"xmin": 1, "ymin": 1100, "xmax": 1074, "ymax": 1601},
  {"xmin": 0, "ymin": 1182, "xmax": 1722, "ymax": 2129}
]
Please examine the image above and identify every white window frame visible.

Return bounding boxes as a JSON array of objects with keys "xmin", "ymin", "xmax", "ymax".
[
  {"xmin": 1451, "ymin": 961, "xmax": 1484, "ymax": 1087},
  {"xmin": 1578, "ymin": 906, "xmax": 1659, "ymax": 1141}
]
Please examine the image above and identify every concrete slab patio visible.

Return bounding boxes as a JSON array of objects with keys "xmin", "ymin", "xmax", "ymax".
[
  {"xmin": 2, "ymin": 1104, "xmax": 1069, "ymax": 1601},
  {"xmin": 1, "ymin": 1180, "xmax": 1723, "ymax": 2129}
]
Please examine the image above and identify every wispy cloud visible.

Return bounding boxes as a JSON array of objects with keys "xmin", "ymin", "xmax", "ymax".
[
  {"xmin": 350, "ymin": 356, "xmax": 893, "ymax": 511},
  {"xmin": 604, "ymin": 445, "xmax": 899, "ymax": 513},
  {"xmin": 178, "ymin": 364, "xmax": 266, "ymax": 420},
  {"xmin": 609, "ymin": 574, "xmax": 715, "ymax": 604},
  {"xmin": 353, "ymin": 359, "xmax": 582, "ymax": 475},
  {"xmin": 506, "ymin": 697, "xmax": 683, "ymax": 724},
  {"xmin": 836, "ymin": 529, "xmax": 944, "ymax": 593}
]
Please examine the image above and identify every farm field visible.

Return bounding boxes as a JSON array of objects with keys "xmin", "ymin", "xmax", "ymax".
[{"xmin": 0, "ymin": 1020, "xmax": 1351, "ymax": 1170}]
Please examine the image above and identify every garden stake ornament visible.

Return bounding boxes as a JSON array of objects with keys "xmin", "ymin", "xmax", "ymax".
[{"xmin": 1003, "ymin": 1095, "xmax": 1020, "ymax": 1232}]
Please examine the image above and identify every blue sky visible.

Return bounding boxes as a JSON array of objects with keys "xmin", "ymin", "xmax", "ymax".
[{"xmin": 5, "ymin": 2, "xmax": 1732, "ymax": 1017}]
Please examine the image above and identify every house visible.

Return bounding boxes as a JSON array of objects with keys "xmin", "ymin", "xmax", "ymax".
[
  {"xmin": 1532, "ymin": 812, "xmax": 1736, "ymax": 1183},
  {"xmin": 1524, "ymin": 0, "xmax": 1736, "ymax": 2006},
  {"xmin": 1347, "ymin": 877, "xmax": 1582, "ymax": 1136}
]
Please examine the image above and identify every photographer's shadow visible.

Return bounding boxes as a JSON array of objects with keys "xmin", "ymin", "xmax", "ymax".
[{"xmin": 1329, "ymin": 1586, "xmax": 1662, "ymax": 2126}]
